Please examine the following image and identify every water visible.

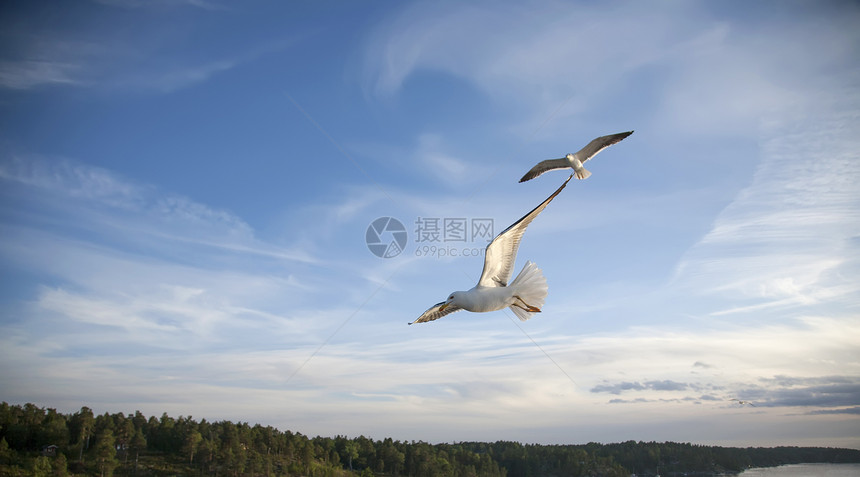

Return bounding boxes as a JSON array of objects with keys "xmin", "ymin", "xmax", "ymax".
[{"xmin": 739, "ymin": 463, "xmax": 860, "ymax": 476}]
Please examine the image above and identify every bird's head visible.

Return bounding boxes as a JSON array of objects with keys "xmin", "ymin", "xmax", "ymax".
[{"xmin": 438, "ymin": 291, "xmax": 464, "ymax": 311}]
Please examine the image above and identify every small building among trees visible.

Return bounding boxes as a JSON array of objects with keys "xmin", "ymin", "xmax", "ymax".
[{"xmin": 40, "ymin": 444, "xmax": 58, "ymax": 457}]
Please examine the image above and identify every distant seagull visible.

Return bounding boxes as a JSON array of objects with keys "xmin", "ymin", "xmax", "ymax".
[
  {"xmin": 730, "ymin": 399, "xmax": 757, "ymax": 407},
  {"xmin": 519, "ymin": 131, "xmax": 634, "ymax": 182},
  {"xmin": 410, "ymin": 175, "xmax": 572, "ymax": 324}
]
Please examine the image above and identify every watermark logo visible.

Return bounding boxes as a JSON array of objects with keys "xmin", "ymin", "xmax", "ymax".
[
  {"xmin": 414, "ymin": 217, "xmax": 494, "ymax": 243},
  {"xmin": 366, "ymin": 217, "xmax": 408, "ymax": 258},
  {"xmin": 366, "ymin": 216, "xmax": 495, "ymax": 259}
]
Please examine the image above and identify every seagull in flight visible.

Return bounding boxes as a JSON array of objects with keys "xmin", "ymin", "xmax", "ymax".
[
  {"xmin": 519, "ymin": 131, "xmax": 634, "ymax": 182},
  {"xmin": 730, "ymin": 399, "xmax": 757, "ymax": 407},
  {"xmin": 410, "ymin": 175, "xmax": 572, "ymax": 324}
]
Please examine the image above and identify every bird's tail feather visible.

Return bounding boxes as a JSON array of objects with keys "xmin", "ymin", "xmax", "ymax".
[
  {"xmin": 508, "ymin": 261, "xmax": 547, "ymax": 321},
  {"xmin": 574, "ymin": 167, "xmax": 591, "ymax": 180}
]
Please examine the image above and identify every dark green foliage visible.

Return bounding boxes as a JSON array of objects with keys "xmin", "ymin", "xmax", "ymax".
[
  {"xmin": 578, "ymin": 440, "xmax": 860, "ymax": 475},
  {"xmin": 0, "ymin": 402, "xmax": 858, "ymax": 477}
]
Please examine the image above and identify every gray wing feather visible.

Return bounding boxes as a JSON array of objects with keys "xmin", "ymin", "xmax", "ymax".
[
  {"xmin": 477, "ymin": 174, "xmax": 572, "ymax": 288},
  {"xmin": 409, "ymin": 301, "xmax": 463, "ymax": 325},
  {"xmin": 519, "ymin": 158, "xmax": 570, "ymax": 183},
  {"xmin": 575, "ymin": 131, "xmax": 633, "ymax": 163}
]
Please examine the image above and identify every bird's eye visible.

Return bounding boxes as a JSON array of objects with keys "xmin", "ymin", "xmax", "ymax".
[{"xmin": 448, "ymin": 295, "xmax": 454, "ymax": 300}]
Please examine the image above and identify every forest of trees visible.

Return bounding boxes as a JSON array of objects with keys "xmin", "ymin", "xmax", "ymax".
[{"xmin": 1, "ymin": 402, "xmax": 858, "ymax": 477}]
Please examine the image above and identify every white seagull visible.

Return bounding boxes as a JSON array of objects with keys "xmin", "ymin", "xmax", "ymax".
[
  {"xmin": 519, "ymin": 131, "xmax": 634, "ymax": 182},
  {"xmin": 730, "ymin": 399, "xmax": 757, "ymax": 407},
  {"xmin": 410, "ymin": 175, "xmax": 572, "ymax": 325}
]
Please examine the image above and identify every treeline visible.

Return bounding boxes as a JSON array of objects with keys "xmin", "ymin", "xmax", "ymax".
[{"xmin": 1, "ymin": 402, "xmax": 859, "ymax": 477}]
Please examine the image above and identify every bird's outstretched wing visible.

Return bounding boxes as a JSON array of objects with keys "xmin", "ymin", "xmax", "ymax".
[
  {"xmin": 409, "ymin": 301, "xmax": 463, "ymax": 325},
  {"xmin": 477, "ymin": 174, "xmax": 572, "ymax": 288},
  {"xmin": 519, "ymin": 157, "xmax": 570, "ymax": 183},
  {"xmin": 576, "ymin": 130, "xmax": 634, "ymax": 164},
  {"xmin": 519, "ymin": 130, "xmax": 633, "ymax": 182}
]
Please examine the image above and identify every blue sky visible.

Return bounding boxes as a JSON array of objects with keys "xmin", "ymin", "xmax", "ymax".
[{"xmin": 1, "ymin": 0, "xmax": 859, "ymax": 448}]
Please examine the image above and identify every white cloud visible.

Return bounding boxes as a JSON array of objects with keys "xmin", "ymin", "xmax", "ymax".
[
  {"xmin": 672, "ymin": 90, "xmax": 860, "ymax": 315},
  {"xmin": 412, "ymin": 133, "xmax": 487, "ymax": 186},
  {"xmin": 363, "ymin": 1, "xmax": 860, "ymax": 139},
  {"xmin": 554, "ymin": 315, "xmax": 860, "ymax": 407},
  {"xmin": 120, "ymin": 58, "xmax": 240, "ymax": 93},
  {"xmin": 0, "ymin": 10, "xmax": 289, "ymax": 93},
  {"xmin": 0, "ymin": 155, "xmax": 317, "ymax": 264},
  {"xmin": 0, "ymin": 60, "xmax": 83, "ymax": 89},
  {"xmin": 4, "ymin": 298, "xmax": 857, "ymax": 445},
  {"xmin": 362, "ymin": 1, "xmax": 682, "ymax": 103},
  {"xmin": 0, "ymin": 155, "xmax": 147, "ymax": 208}
]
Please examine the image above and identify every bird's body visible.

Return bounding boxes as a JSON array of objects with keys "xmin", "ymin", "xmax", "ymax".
[
  {"xmin": 447, "ymin": 260, "xmax": 547, "ymax": 315},
  {"xmin": 519, "ymin": 131, "xmax": 633, "ymax": 182},
  {"xmin": 452, "ymin": 286, "xmax": 513, "ymax": 313},
  {"xmin": 410, "ymin": 175, "xmax": 571, "ymax": 324}
]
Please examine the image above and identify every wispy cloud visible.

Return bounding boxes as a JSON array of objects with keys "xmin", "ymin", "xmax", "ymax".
[
  {"xmin": 0, "ymin": 5, "xmax": 290, "ymax": 93},
  {"xmin": 0, "ymin": 154, "xmax": 358, "ymax": 419},
  {"xmin": 93, "ymin": 0, "xmax": 229, "ymax": 10},
  {"xmin": 737, "ymin": 376, "xmax": 860, "ymax": 411},
  {"xmin": 0, "ymin": 155, "xmax": 147, "ymax": 207},
  {"xmin": 592, "ymin": 380, "xmax": 688, "ymax": 395},
  {"xmin": 0, "ymin": 154, "xmax": 400, "ymax": 349},
  {"xmin": 672, "ymin": 91, "xmax": 860, "ymax": 316},
  {"xmin": 808, "ymin": 407, "xmax": 860, "ymax": 416},
  {"xmin": 0, "ymin": 34, "xmax": 106, "ymax": 90},
  {"xmin": 362, "ymin": 2, "xmax": 677, "ymax": 102},
  {"xmin": 0, "ymin": 60, "xmax": 84, "ymax": 89},
  {"xmin": 120, "ymin": 59, "xmax": 240, "ymax": 93},
  {"xmin": 4, "ymin": 305, "xmax": 856, "ymax": 443},
  {"xmin": 0, "ymin": 50, "xmax": 252, "ymax": 94},
  {"xmin": 363, "ymin": 1, "xmax": 860, "ymax": 139}
]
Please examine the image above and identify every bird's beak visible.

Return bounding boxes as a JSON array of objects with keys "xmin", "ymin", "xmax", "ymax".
[{"xmin": 438, "ymin": 302, "xmax": 449, "ymax": 312}]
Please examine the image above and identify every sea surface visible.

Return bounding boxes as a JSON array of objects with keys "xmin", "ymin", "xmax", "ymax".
[{"xmin": 738, "ymin": 463, "xmax": 860, "ymax": 476}]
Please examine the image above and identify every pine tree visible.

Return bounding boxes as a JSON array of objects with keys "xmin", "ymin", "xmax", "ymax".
[
  {"xmin": 72, "ymin": 407, "xmax": 94, "ymax": 464},
  {"xmin": 183, "ymin": 429, "xmax": 202, "ymax": 465},
  {"xmin": 130, "ymin": 428, "xmax": 146, "ymax": 476},
  {"xmin": 93, "ymin": 429, "xmax": 118, "ymax": 477}
]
